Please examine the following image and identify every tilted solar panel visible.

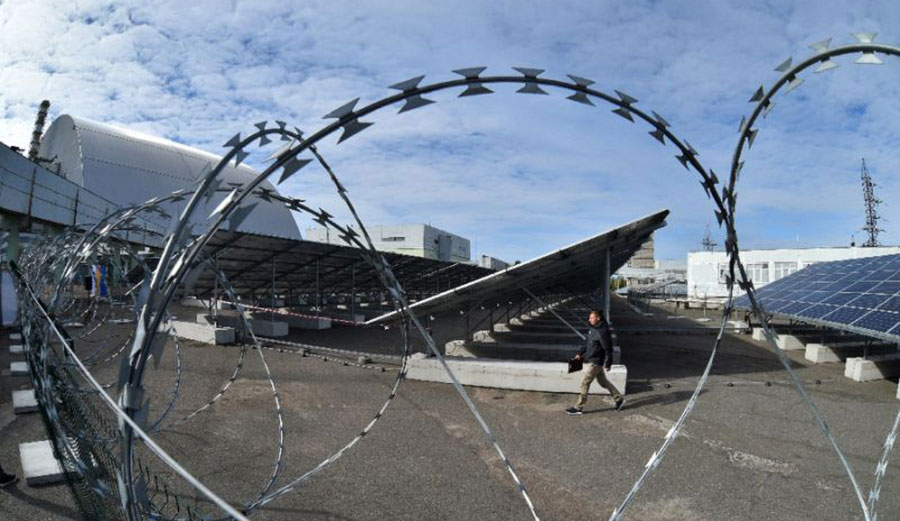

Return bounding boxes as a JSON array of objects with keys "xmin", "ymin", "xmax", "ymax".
[
  {"xmin": 732, "ymin": 253, "xmax": 900, "ymax": 342},
  {"xmin": 855, "ymin": 311, "xmax": 900, "ymax": 333}
]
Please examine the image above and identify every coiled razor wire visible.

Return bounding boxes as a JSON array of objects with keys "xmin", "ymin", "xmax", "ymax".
[
  {"xmin": 10, "ymin": 33, "xmax": 900, "ymax": 521},
  {"xmin": 721, "ymin": 33, "xmax": 900, "ymax": 521}
]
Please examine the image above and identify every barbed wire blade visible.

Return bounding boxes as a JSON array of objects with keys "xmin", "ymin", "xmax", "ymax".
[
  {"xmin": 223, "ymin": 133, "xmax": 241, "ymax": 148},
  {"xmin": 209, "ymin": 189, "xmax": 237, "ymax": 219},
  {"xmin": 774, "ymin": 57, "xmax": 793, "ymax": 72},
  {"xmin": 612, "ymin": 107, "xmax": 634, "ymax": 122},
  {"xmin": 856, "ymin": 52, "xmax": 883, "ymax": 65},
  {"xmin": 749, "ymin": 86, "xmax": 765, "ymax": 102},
  {"xmin": 809, "ymin": 37, "xmax": 832, "ymax": 53},
  {"xmin": 566, "ymin": 92, "xmax": 594, "ymax": 106},
  {"xmin": 337, "ymin": 119, "xmax": 374, "ymax": 143},
  {"xmin": 459, "ymin": 84, "xmax": 494, "ymax": 97},
  {"xmin": 814, "ymin": 60, "xmax": 839, "ymax": 73},
  {"xmin": 323, "ymin": 99, "xmax": 360, "ymax": 120},
  {"xmin": 390, "ymin": 75, "xmax": 426, "ymax": 91},
  {"xmin": 278, "ymin": 158, "xmax": 313, "ymax": 185},
  {"xmin": 399, "ymin": 95, "xmax": 435, "ymax": 113},
  {"xmin": 517, "ymin": 83, "xmax": 548, "ymax": 95},
  {"xmin": 852, "ymin": 31, "xmax": 878, "ymax": 43},
  {"xmin": 785, "ymin": 76, "xmax": 805, "ymax": 93}
]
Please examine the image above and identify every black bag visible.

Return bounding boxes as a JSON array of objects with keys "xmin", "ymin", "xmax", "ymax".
[{"xmin": 567, "ymin": 357, "xmax": 583, "ymax": 374}]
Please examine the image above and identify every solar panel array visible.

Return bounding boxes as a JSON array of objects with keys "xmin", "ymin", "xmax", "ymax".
[{"xmin": 734, "ymin": 254, "xmax": 900, "ymax": 339}]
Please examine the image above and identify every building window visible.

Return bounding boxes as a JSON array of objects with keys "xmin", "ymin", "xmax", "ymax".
[
  {"xmin": 717, "ymin": 263, "xmax": 729, "ymax": 284},
  {"xmin": 773, "ymin": 261, "xmax": 798, "ymax": 281},
  {"xmin": 382, "ymin": 236, "xmax": 405, "ymax": 242},
  {"xmin": 747, "ymin": 262, "xmax": 769, "ymax": 284}
]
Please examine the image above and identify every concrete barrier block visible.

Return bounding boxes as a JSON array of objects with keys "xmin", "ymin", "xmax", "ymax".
[
  {"xmin": 449, "ymin": 342, "xmax": 582, "ymax": 362},
  {"xmin": 805, "ymin": 344, "xmax": 843, "ymax": 363},
  {"xmin": 445, "ymin": 340, "xmax": 474, "ymax": 357},
  {"xmin": 775, "ymin": 334, "xmax": 805, "ymax": 351},
  {"xmin": 248, "ymin": 318, "xmax": 289, "ymax": 337},
  {"xmin": 284, "ymin": 315, "xmax": 331, "ymax": 330},
  {"xmin": 10, "ymin": 361, "xmax": 28, "ymax": 376},
  {"xmin": 727, "ymin": 320, "xmax": 750, "ymax": 333},
  {"xmin": 844, "ymin": 357, "xmax": 860, "ymax": 379},
  {"xmin": 10, "ymin": 332, "xmax": 21, "ymax": 340},
  {"xmin": 495, "ymin": 330, "xmax": 583, "ymax": 345},
  {"xmin": 20, "ymin": 440, "xmax": 68, "ymax": 486},
  {"xmin": 845, "ymin": 355, "xmax": 900, "ymax": 382},
  {"xmin": 9, "ymin": 344, "xmax": 26, "ymax": 355},
  {"xmin": 472, "ymin": 330, "xmax": 496, "ymax": 343},
  {"xmin": 170, "ymin": 320, "xmax": 234, "ymax": 345},
  {"xmin": 407, "ymin": 353, "xmax": 627, "ymax": 396},
  {"xmin": 13, "ymin": 389, "xmax": 38, "ymax": 414},
  {"xmin": 204, "ymin": 313, "xmax": 290, "ymax": 337},
  {"xmin": 493, "ymin": 323, "xmax": 512, "ymax": 333}
]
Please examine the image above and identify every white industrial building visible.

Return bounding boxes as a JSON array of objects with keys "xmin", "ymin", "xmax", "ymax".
[
  {"xmin": 687, "ymin": 246, "xmax": 900, "ymax": 300},
  {"xmin": 478, "ymin": 255, "xmax": 510, "ymax": 271},
  {"xmin": 305, "ymin": 224, "xmax": 470, "ymax": 262}
]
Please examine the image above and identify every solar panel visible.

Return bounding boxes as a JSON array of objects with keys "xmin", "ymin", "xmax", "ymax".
[
  {"xmin": 823, "ymin": 293, "xmax": 859, "ymax": 305},
  {"xmin": 806, "ymin": 291, "xmax": 833, "ymax": 303},
  {"xmin": 768, "ymin": 300, "xmax": 798, "ymax": 313},
  {"xmin": 847, "ymin": 281, "xmax": 879, "ymax": 292},
  {"xmin": 870, "ymin": 270, "xmax": 897, "ymax": 281},
  {"xmin": 848, "ymin": 294, "xmax": 890, "ymax": 309},
  {"xmin": 873, "ymin": 281, "xmax": 900, "ymax": 294},
  {"xmin": 855, "ymin": 311, "xmax": 900, "ymax": 333},
  {"xmin": 797, "ymin": 303, "xmax": 836, "ymax": 319},
  {"xmin": 879, "ymin": 297, "xmax": 900, "ymax": 313},
  {"xmin": 822, "ymin": 280, "xmax": 854, "ymax": 292},
  {"xmin": 821, "ymin": 306, "xmax": 869, "ymax": 324},
  {"xmin": 782, "ymin": 301, "xmax": 813, "ymax": 315},
  {"xmin": 734, "ymin": 253, "xmax": 900, "ymax": 340}
]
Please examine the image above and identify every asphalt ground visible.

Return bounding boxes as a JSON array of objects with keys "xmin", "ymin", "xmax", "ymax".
[{"xmin": 1, "ymin": 296, "xmax": 899, "ymax": 520}]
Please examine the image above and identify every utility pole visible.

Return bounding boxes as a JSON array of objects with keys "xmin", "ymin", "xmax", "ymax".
[{"xmin": 860, "ymin": 158, "xmax": 883, "ymax": 247}]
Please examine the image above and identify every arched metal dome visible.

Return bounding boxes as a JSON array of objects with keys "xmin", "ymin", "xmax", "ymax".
[{"xmin": 38, "ymin": 115, "xmax": 301, "ymax": 240}]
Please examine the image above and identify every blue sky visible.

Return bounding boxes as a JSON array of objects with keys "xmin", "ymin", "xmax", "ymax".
[{"xmin": 1, "ymin": 0, "xmax": 900, "ymax": 262}]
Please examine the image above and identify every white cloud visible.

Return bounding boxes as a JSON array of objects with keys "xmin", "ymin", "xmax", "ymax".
[{"xmin": 1, "ymin": 0, "xmax": 900, "ymax": 262}]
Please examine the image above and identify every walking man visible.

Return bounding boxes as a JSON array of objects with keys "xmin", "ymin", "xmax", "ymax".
[{"xmin": 566, "ymin": 310, "xmax": 624, "ymax": 415}]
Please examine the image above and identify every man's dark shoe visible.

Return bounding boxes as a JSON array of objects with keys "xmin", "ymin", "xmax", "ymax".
[
  {"xmin": 614, "ymin": 397, "xmax": 625, "ymax": 411},
  {"xmin": 0, "ymin": 473, "xmax": 18, "ymax": 487},
  {"xmin": 565, "ymin": 406, "xmax": 583, "ymax": 416}
]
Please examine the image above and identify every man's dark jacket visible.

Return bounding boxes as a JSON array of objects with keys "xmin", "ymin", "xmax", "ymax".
[{"xmin": 578, "ymin": 321, "xmax": 613, "ymax": 368}]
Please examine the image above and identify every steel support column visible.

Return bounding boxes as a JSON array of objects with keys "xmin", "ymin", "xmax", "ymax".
[{"xmin": 603, "ymin": 247, "xmax": 611, "ymax": 323}]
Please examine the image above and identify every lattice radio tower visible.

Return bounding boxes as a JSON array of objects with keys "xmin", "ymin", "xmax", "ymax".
[
  {"xmin": 701, "ymin": 224, "xmax": 717, "ymax": 251},
  {"xmin": 860, "ymin": 158, "xmax": 883, "ymax": 247}
]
